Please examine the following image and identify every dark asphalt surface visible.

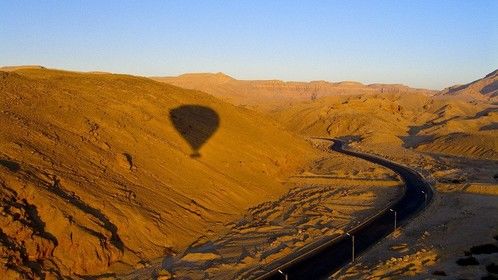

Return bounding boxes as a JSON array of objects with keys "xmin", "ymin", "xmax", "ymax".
[{"xmin": 260, "ymin": 139, "xmax": 433, "ymax": 280}]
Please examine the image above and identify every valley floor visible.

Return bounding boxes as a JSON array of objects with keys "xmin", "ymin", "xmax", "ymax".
[
  {"xmin": 123, "ymin": 140, "xmax": 403, "ymax": 279},
  {"xmin": 337, "ymin": 191, "xmax": 498, "ymax": 279},
  {"xmin": 127, "ymin": 140, "xmax": 498, "ymax": 280},
  {"xmin": 164, "ymin": 182, "xmax": 400, "ymax": 279},
  {"xmin": 334, "ymin": 142, "xmax": 498, "ymax": 279}
]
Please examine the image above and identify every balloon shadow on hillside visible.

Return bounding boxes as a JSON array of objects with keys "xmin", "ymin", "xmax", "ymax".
[
  {"xmin": 169, "ymin": 105, "xmax": 220, "ymax": 158},
  {"xmin": 0, "ymin": 159, "xmax": 20, "ymax": 172}
]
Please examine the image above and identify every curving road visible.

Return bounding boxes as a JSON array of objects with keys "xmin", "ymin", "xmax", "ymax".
[{"xmin": 252, "ymin": 138, "xmax": 433, "ymax": 280}]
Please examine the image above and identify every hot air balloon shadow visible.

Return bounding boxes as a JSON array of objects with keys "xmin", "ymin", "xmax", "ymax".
[
  {"xmin": 169, "ymin": 105, "xmax": 220, "ymax": 158},
  {"xmin": 0, "ymin": 159, "xmax": 20, "ymax": 172}
]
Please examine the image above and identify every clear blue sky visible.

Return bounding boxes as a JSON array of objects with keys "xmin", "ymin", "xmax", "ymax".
[{"xmin": 1, "ymin": 1, "xmax": 496, "ymax": 89}]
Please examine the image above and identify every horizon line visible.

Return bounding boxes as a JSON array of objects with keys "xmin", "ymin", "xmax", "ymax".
[{"xmin": 3, "ymin": 64, "xmax": 495, "ymax": 91}]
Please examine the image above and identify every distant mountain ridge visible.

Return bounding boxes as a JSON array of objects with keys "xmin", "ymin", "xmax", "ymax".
[
  {"xmin": 154, "ymin": 69, "xmax": 497, "ymax": 159},
  {"xmin": 0, "ymin": 65, "xmax": 47, "ymax": 71},
  {"xmin": 152, "ymin": 73, "xmax": 436, "ymax": 110}
]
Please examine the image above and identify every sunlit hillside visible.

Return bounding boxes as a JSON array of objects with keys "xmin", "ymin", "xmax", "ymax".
[
  {"xmin": 0, "ymin": 68, "xmax": 324, "ymax": 278},
  {"xmin": 153, "ymin": 73, "xmax": 435, "ymax": 111},
  {"xmin": 438, "ymin": 69, "xmax": 498, "ymax": 102},
  {"xmin": 157, "ymin": 70, "xmax": 498, "ymax": 160},
  {"xmin": 274, "ymin": 92, "xmax": 497, "ymax": 159}
]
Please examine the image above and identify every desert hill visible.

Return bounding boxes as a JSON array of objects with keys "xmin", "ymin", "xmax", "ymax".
[
  {"xmin": 439, "ymin": 69, "xmax": 498, "ymax": 102},
  {"xmin": 152, "ymin": 73, "xmax": 435, "ymax": 111},
  {"xmin": 273, "ymin": 92, "xmax": 497, "ymax": 159},
  {"xmin": 0, "ymin": 68, "xmax": 325, "ymax": 278},
  {"xmin": 156, "ymin": 71, "xmax": 497, "ymax": 160},
  {"xmin": 0, "ymin": 65, "xmax": 47, "ymax": 71}
]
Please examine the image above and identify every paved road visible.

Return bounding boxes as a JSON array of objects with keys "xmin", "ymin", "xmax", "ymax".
[{"xmin": 254, "ymin": 139, "xmax": 433, "ymax": 280}]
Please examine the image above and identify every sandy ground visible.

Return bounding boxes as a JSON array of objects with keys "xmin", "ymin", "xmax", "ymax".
[
  {"xmin": 352, "ymin": 143, "xmax": 497, "ymax": 194},
  {"xmin": 124, "ymin": 140, "xmax": 403, "ymax": 279},
  {"xmin": 121, "ymin": 137, "xmax": 498, "ymax": 280},
  {"xmin": 330, "ymin": 140, "xmax": 498, "ymax": 279},
  {"xmin": 163, "ymin": 183, "xmax": 400, "ymax": 280},
  {"xmin": 336, "ymin": 190, "xmax": 498, "ymax": 279}
]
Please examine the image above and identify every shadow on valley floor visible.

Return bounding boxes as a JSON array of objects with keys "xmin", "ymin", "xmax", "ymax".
[
  {"xmin": 169, "ymin": 105, "xmax": 219, "ymax": 158},
  {"xmin": 0, "ymin": 159, "xmax": 20, "ymax": 172}
]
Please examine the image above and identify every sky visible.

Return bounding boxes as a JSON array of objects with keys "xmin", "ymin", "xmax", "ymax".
[{"xmin": 1, "ymin": 1, "xmax": 497, "ymax": 89}]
